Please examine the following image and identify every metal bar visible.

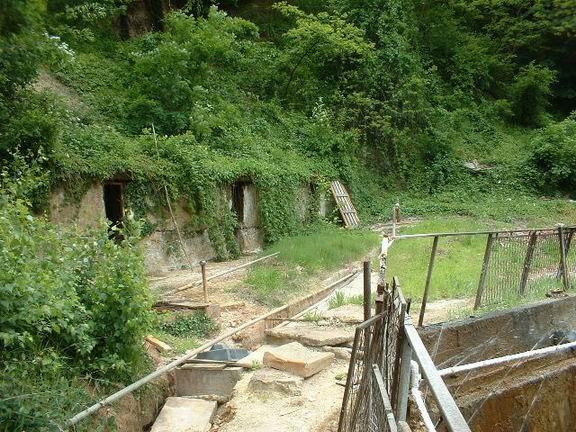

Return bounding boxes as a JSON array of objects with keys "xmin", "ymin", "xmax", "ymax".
[
  {"xmin": 167, "ymin": 252, "xmax": 279, "ymax": 295},
  {"xmin": 418, "ymin": 236, "xmax": 439, "ymax": 326},
  {"xmin": 519, "ymin": 231, "xmax": 537, "ymax": 295},
  {"xmin": 200, "ymin": 260, "xmax": 208, "ymax": 302},
  {"xmin": 474, "ymin": 233, "xmax": 495, "ymax": 310},
  {"xmin": 395, "ymin": 332, "xmax": 413, "ymax": 422},
  {"xmin": 363, "ymin": 261, "xmax": 372, "ymax": 321},
  {"xmin": 404, "ymin": 319, "xmax": 472, "ymax": 432},
  {"xmin": 439, "ymin": 340, "xmax": 576, "ymax": 377},
  {"xmin": 338, "ymin": 327, "xmax": 363, "ymax": 432},
  {"xmin": 559, "ymin": 225, "xmax": 570, "ymax": 291},
  {"xmin": 394, "ymin": 226, "xmax": 576, "ymax": 240},
  {"xmin": 372, "ymin": 364, "xmax": 399, "ymax": 432}
]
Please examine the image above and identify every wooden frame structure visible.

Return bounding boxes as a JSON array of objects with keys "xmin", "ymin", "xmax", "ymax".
[{"xmin": 331, "ymin": 180, "xmax": 360, "ymax": 227}]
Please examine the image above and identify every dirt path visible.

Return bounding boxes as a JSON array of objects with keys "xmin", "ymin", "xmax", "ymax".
[{"xmin": 212, "ymin": 360, "xmax": 347, "ymax": 432}]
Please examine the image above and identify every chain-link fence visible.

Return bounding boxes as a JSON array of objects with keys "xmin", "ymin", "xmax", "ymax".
[
  {"xmin": 481, "ymin": 227, "xmax": 576, "ymax": 305},
  {"xmin": 393, "ymin": 226, "xmax": 576, "ymax": 326},
  {"xmin": 338, "ymin": 280, "xmax": 406, "ymax": 432}
]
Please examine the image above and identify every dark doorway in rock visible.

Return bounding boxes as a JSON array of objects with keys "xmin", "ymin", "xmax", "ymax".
[
  {"xmin": 103, "ymin": 183, "xmax": 124, "ymax": 231},
  {"xmin": 231, "ymin": 182, "xmax": 246, "ymax": 224}
]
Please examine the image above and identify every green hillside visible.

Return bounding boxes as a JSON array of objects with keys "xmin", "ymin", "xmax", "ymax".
[{"xmin": 2, "ymin": 1, "xmax": 576, "ymax": 429}]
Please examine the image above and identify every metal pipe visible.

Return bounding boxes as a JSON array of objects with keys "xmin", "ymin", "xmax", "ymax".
[
  {"xmin": 394, "ymin": 226, "xmax": 576, "ymax": 240},
  {"xmin": 418, "ymin": 236, "xmax": 439, "ymax": 326},
  {"xmin": 167, "ymin": 252, "xmax": 279, "ymax": 295},
  {"xmin": 404, "ymin": 317, "xmax": 471, "ymax": 432},
  {"xmin": 439, "ymin": 340, "xmax": 576, "ymax": 377},
  {"xmin": 66, "ymin": 269, "xmax": 351, "ymax": 427},
  {"xmin": 411, "ymin": 388, "xmax": 437, "ymax": 432}
]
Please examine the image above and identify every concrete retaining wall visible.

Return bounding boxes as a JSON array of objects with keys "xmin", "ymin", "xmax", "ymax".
[{"xmin": 419, "ymin": 295, "xmax": 576, "ymax": 366}]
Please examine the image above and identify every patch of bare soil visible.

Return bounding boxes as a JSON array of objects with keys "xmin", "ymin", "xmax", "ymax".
[{"xmin": 412, "ymin": 298, "xmax": 474, "ymax": 325}]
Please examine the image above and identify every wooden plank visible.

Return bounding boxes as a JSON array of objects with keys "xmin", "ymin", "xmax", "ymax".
[
  {"xmin": 330, "ymin": 181, "xmax": 360, "ymax": 228},
  {"xmin": 559, "ymin": 226, "xmax": 570, "ymax": 291}
]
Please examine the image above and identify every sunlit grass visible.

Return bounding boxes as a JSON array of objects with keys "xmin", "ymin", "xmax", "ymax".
[{"xmin": 241, "ymin": 224, "xmax": 380, "ymax": 306}]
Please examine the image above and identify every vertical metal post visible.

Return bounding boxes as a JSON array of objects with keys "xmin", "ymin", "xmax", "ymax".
[
  {"xmin": 519, "ymin": 231, "xmax": 538, "ymax": 295},
  {"xmin": 200, "ymin": 260, "xmax": 208, "ymax": 302},
  {"xmin": 418, "ymin": 236, "xmax": 439, "ymax": 327},
  {"xmin": 559, "ymin": 225, "xmax": 570, "ymax": 291},
  {"xmin": 363, "ymin": 261, "xmax": 372, "ymax": 321},
  {"xmin": 395, "ymin": 331, "xmax": 413, "ymax": 422},
  {"xmin": 474, "ymin": 233, "xmax": 495, "ymax": 310}
]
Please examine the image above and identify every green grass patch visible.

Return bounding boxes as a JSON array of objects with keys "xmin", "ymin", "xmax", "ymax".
[
  {"xmin": 328, "ymin": 291, "xmax": 364, "ymax": 309},
  {"xmin": 389, "ymin": 217, "xmax": 498, "ymax": 301},
  {"xmin": 241, "ymin": 224, "xmax": 380, "ymax": 306},
  {"xmin": 152, "ymin": 312, "xmax": 218, "ymax": 354},
  {"xmin": 265, "ymin": 224, "xmax": 381, "ymax": 271},
  {"xmin": 389, "ymin": 215, "xmax": 575, "ymax": 310}
]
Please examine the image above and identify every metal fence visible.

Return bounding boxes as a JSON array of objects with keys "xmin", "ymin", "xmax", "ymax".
[
  {"xmin": 393, "ymin": 225, "xmax": 576, "ymax": 326},
  {"xmin": 338, "ymin": 277, "xmax": 472, "ymax": 432},
  {"xmin": 338, "ymin": 279, "xmax": 406, "ymax": 432}
]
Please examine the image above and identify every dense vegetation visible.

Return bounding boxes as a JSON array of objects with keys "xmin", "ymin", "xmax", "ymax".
[
  {"xmin": 0, "ymin": 162, "xmax": 153, "ymax": 431},
  {"xmin": 2, "ymin": 1, "xmax": 575, "ymax": 242},
  {"xmin": 1, "ymin": 0, "xmax": 576, "ymax": 429}
]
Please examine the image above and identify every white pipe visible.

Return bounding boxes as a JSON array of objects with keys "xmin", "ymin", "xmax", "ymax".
[
  {"xmin": 411, "ymin": 388, "xmax": 437, "ymax": 432},
  {"xmin": 166, "ymin": 252, "xmax": 279, "ymax": 295},
  {"xmin": 439, "ymin": 340, "xmax": 576, "ymax": 377},
  {"xmin": 65, "ymin": 269, "xmax": 351, "ymax": 427}
]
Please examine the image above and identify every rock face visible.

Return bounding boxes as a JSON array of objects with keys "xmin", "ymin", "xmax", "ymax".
[
  {"xmin": 248, "ymin": 368, "xmax": 304, "ymax": 397},
  {"xmin": 150, "ymin": 397, "xmax": 217, "ymax": 432},
  {"xmin": 266, "ymin": 323, "xmax": 355, "ymax": 347},
  {"xmin": 263, "ymin": 342, "xmax": 335, "ymax": 378}
]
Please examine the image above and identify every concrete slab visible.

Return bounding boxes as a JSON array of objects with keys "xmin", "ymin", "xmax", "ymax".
[
  {"xmin": 175, "ymin": 365, "xmax": 243, "ymax": 400},
  {"xmin": 236, "ymin": 344, "xmax": 275, "ymax": 368},
  {"xmin": 322, "ymin": 304, "xmax": 365, "ymax": 323},
  {"xmin": 263, "ymin": 342, "xmax": 335, "ymax": 378},
  {"xmin": 248, "ymin": 368, "xmax": 303, "ymax": 397},
  {"xmin": 266, "ymin": 323, "xmax": 354, "ymax": 347},
  {"xmin": 323, "ymin": 346, "xmax": 352, "ymax": 360},
  {"xmin": 150, "ymin": 397, "xmax": 216, "ymax": 432}
]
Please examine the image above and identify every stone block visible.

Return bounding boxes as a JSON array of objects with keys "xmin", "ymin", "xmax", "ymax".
[
  {"xmin": 248, "ymin": 368, "xmax": 303, "ymax": 397},
  {"xmin": 263, "ymin": 342, "xmax": 334, "ymax": 378},
  {"xmin": 266, "ymin": 324, "xmax": 354, "ymax": 347},
  {"xmin": 322, "ymin": 304, "xmax": 365, "ymax": 324},
  {"xmin": 175, "ymin": 365, "xmax": 243, "ymax": 400},
  {"xmin": 150, "ymin": 397, "xmax": 216, "ymax": 432}
]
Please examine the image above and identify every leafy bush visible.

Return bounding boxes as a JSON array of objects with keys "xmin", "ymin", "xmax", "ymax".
[
  {"xmin": 0, "ymin": 168, "xmax": 153, "ymax": 381},
  {"xmin": 159, "ymin": 312, "xmax": 219, "ymax": 338},
  {"xmin": 510, "ymin": 63, "xmax": 556, "ymax": 126},
  {"xmin": 525, "ymin": 114, "xmax": 576, "ymax": 196}
]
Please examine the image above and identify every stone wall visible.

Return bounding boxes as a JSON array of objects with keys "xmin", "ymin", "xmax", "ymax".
[{"xmin": 49, "ymin": 183, "xmax": 106, "ymax": 229}]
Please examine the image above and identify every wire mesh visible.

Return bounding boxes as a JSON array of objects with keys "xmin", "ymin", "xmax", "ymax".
[
  {"xmin": 481, "ymin": 227, "xmax": 575, "ymax": 306},
  {"xmin": 338, "ymin": 282, "xmax": 405, "ymax": 432}
]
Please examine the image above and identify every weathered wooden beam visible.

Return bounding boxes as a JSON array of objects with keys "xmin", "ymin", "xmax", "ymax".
[
  {"xmin": 559, "ymin": 225, "xmax": 571, "ymax": 291},
  {"xmin": 363, "ymin": 261, "xmax": 372, "ymax": 322}
]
